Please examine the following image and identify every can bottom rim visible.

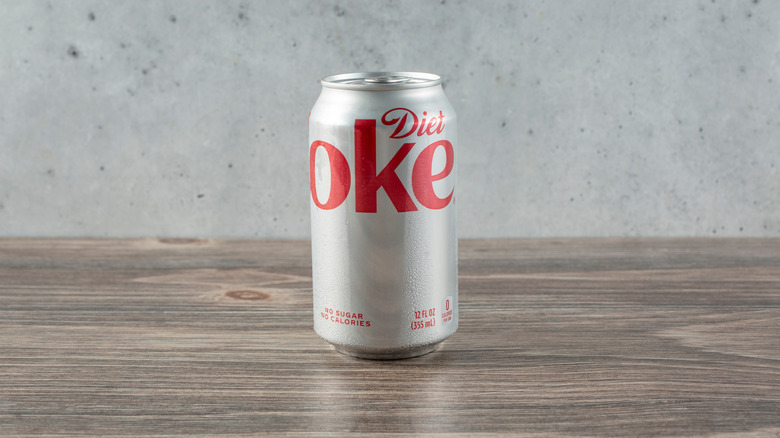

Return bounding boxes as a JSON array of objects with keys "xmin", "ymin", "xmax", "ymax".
[{"xmin": 330, "ymin": 341, "xmax": 443, "ymax": 360}]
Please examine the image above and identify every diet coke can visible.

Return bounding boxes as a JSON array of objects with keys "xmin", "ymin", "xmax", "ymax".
[{"xmin": 309, "ymin": 72, "xmax": 458, "ymax": 359}]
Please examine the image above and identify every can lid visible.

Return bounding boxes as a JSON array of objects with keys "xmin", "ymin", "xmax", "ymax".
[{"xmin": 321, "ymin": 72, "xmax": 442, "ymax": 90}]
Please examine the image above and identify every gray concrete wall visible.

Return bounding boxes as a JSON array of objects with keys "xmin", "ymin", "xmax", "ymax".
[{"xmin": 1, "ymin": 0, "xmax": 778, "ymax": 238}]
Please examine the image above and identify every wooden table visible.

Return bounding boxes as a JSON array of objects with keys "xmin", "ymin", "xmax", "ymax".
[{"xmin": 1, "ymin": 238, "xmax": 778, "ymax": 436}]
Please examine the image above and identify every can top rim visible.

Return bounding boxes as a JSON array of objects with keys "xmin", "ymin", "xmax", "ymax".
[{"xmin": 321, "ymin": 72, "xmax": 442, "ymax": 90}]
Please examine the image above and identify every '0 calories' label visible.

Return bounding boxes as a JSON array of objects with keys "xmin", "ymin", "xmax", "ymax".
[{"xmin": 441, "ymin": 296, "xmax": 454, "ymax": 323}]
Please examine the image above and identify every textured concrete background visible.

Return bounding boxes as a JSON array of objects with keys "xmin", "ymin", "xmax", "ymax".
[{"xmin": 1, "ymin": 0, "xmax": 778, "ymax": 238}]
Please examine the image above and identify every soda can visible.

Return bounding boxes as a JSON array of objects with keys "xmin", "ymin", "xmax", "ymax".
[{"xmin": 308, "ymin": 72, "xmax": 458, "ymax": 359}]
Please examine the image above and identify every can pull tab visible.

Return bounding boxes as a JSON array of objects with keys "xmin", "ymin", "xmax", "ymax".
[{"xmin": 363, "ymin": 75, "xmax": 412, "ymax": 84}]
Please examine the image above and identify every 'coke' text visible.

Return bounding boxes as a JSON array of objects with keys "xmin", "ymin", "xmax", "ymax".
[{"xmin": 310, "ymin": 117, "xmax": 454, "ymax": 213}]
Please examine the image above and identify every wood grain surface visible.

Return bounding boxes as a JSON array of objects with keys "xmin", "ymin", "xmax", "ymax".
[{"xmin": 1, "ymin": 238, "xmax": 779, "ymax": 436}]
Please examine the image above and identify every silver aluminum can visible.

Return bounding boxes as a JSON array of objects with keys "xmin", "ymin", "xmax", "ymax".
[{"xmin": 309, "ymin": 72, "xmax": 458, "ymax": 359}]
